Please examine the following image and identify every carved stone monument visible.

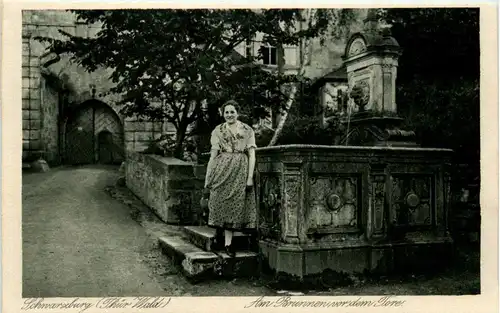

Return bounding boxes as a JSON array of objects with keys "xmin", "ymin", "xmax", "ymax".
[
  {"xmin": 255, "ymin": 28, "xmax": 454, "ymax": 283},
  {"xmin": 341, "ymin": 28, "xmax": 417, "ymax": 147}
]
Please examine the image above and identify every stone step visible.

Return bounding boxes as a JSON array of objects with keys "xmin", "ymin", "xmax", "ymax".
[
  {"xmin": 158, "ymin": 236, "xmax": 260, "ymax": 282},
  {"xmin": 183, "ymin": 226, "xmax": 256, "ymax": 252}
]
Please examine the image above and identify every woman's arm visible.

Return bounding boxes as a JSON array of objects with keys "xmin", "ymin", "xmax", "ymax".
[
  {"xmin": 246, "ymin": 148, "xmax": 256, "ymax": 186},
  {"xmin": 246, "ymin": 127, "xmax": 257, "ymax": 186}
]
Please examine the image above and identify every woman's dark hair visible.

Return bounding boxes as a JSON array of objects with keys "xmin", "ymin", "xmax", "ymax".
[{"xmin": 219, "ymin": 100, "xmax": 240, "ymax": 116}]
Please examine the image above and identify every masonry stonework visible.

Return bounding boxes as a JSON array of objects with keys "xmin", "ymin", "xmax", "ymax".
[{"xmin": 22, "ymin": 10, "xmax": 173, "ymax": 165}]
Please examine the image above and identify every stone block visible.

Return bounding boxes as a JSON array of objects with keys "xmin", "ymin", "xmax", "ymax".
[
  {"xmin": 22, "ymin": 42, "xmax": 30, "ymax": 54},
  {"xmin": 35, "ymin": 25, "xmax": 49, "ymax": 38},
  {"xmin": 27, "ymin": 109, "xmax": 40, "ymax": 121},
  {"xmin": 216, "ymin": 250, "xmax": 260, "ymax": 278},
  {"xmin": 22, "ymin": 110, "xmax": 31, "ymax": 120},
  {"xmin": 30, "ymin": 77, "xmax": 40, "ymax": 89},
  {"xmin": 125, "ymin": 152, "xmax": 200, "ymax": 224},
  {"xmin": 29, "ymin": 57, "xmax": 40, "ymax": 67},
  {"xmin": 193, "ymin": 164, "xmax": 207, "ymax": 179},
  {"xmin": 22, "ymin": 11, "xmax": 32, "ymax": 23},
  {"xmin": 88, "ymin": 26, "xmax": 101, "ymax": 38},
  {"xmin": 22, "ymin": 67, "xmax": 30, "ymax": 77},
  {"xmin": 22, "ymin": 78, "xmax": 31, "ymax": 89},
  {"xmin": 75, "ymin": 24, "xmax": 87, "ymax": 38},
  {"xmin": 61, "ymin": 26, "xmax": 76, "ymax": 36},
  {"xmin": 158, "ymin": 235, "xmax": 259, "ymax": 282},
  {"xmin": 183, "ymin": 226, "xmax": 253, "ymax": 252},
  {"xmin": 22, "ymin": 100, "xmax": 30, "ymax": 110},
  {"xmin": 22, "ymin": 54, "xmax": 31, "ymax": 66},
  {"xmin": 29, "ymin": 139, "xmax": 41, "ymax": 150},
  {"xmin": 22, "ymin": 88, "xmax": 30, "ymax": 99},
  {"xmin": 135, "ymin": 131, "xmax": 151, "ymax": 142},
  {"xmin": 125, "ymin": 142, "xmax": 135, "ymax": 151},
  {"xmin": 123, "ymin": 122, "xmax": 133, "ymax": 132},
  {"xmin": 135, "ymin": 122, "xmax": 147, "ymax": 132},
  {"xmin": 167, "ymin": 179, "xmax": 196, "ymax": 190},
  {"xmin": 29, "ymin": 88, "xmax": 40, "ymax": 100},
  {"xmin": 31, "ymin": 159, "xmax": 50, "ymax": 173},
  {"xmin": 29, "ymin": 98, "xmax": 40, "ymax": 110},
  {"xmin": 29, "ymin": 130, "xmax": 40, "ymax": 140},
  {"xmin": 154, "ymin": 122, "xmax": 163, "ymax": 131},
  {"xmin": 124, "ymin": 131, "xmax": 134, "ymax": 142},
  {"xmin": 158, "ymin": 236, "xmax": 218, "ymax": 280},
  {"xmin": 275, "ymin": 248, "xmax": 304, "ymax": 278},
  {"xmin": 303, "ymin": 246, "xmax": 368, "ymax": 276},
  {"xmin": 29, "ymin": 67, "xmax": 40, "ymax": 78}
]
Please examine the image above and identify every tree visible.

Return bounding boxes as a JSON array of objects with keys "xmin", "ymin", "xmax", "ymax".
[
  {"xmin": 36, "ymin": 9, "xmax": 357, "ymax": 157},
  {"xmin": 266, "ymin": 8, "xmax": 357, "ymax": 146},
  {"xmin": 380, "ymin": 8, "xmax": 480, "ymax": 168}
]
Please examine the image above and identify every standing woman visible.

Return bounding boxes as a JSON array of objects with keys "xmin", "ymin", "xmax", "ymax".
[{"xmin": 204, "ymin": 100, "xmax": 257, "ymax": 257}]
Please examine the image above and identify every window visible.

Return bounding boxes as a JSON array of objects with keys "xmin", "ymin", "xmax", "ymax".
[{"xmin": 261, "ymin": 45, "xmax": 278, "ymax": 65}]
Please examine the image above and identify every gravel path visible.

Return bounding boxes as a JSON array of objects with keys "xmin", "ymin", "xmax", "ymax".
[{"xmin": 22, "ymin": 165, "xmax": 169, "ymax": 297}]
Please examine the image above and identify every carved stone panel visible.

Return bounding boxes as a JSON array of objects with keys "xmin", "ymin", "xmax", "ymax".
[
  {"xmin": 371, "ymin": 175, "xmax": 386, "ymax": 236},
  {"xmin": 307, "ymin": 175, "xmax": 359, "ymax": 232},
  {"xmin": 259, "ymin": 174, "xmax": 281, "ymax": 240},
  {"xmin": 283, "ymin": 174, "xmax": 301, "ymax": 241},
  {"xmin": 348, "ymin": 37, "xmax": 367, "ymax": 57},
  {"xmin": 391, "ymin": 175, "xmax": 433, "ymax": 227}
]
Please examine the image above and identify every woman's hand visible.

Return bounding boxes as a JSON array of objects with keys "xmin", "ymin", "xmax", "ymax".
[
  {"xmin": 246, "ymin": 178, "xmax": 254, "ymax": 192},
  {"xmin": 203, "ymin": 187, "xmax": 211, "ymax": 197}
]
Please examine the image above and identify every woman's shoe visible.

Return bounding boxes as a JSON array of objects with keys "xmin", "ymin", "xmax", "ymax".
[{"xmin": 225, "ymin": 245, "xmax": 236, "ymax": 258}]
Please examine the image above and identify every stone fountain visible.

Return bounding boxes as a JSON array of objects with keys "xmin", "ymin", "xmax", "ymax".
[{"xmin": 255, "ymin": 29, "xmax": 454, "ymax": 281}]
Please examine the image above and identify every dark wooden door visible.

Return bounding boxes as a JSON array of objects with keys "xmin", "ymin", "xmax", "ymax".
[{"xmin": 98, "ymin": 131, "xmax": 114, "ymax": 164}]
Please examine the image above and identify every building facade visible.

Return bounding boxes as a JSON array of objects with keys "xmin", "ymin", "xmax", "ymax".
[
  {"xmin": 22, "ymin": 10, "xmax": 174, "ymax": 165},
  {"xmin": 22, "ymin": 9, "xmax": 368, "ymax": 165}
]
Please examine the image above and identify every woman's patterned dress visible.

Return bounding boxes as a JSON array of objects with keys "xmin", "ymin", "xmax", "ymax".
[{"xmin": 205, "ymin": 121, "xmax": 257, "ymax": 230}]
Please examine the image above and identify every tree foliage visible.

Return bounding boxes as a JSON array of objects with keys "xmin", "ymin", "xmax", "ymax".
[
  {"xmin": 382, "ymin": 8, "xmax": 480, "ymax": 167},
  {"xmin": 36, "ymin": 9, "xmax": 354, "ymax": 157}
]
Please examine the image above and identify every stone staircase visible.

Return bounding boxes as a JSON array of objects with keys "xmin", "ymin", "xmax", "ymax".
[{"xmin": 158, "ymin": 226, "xmax": 260, "ymax": 283}]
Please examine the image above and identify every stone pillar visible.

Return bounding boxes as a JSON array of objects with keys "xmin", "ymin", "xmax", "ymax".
[
  {"xmin": 342, "ymin": 32, "xmax": 401, "ymax": 114},
  {"xmin": 367, "ymin": 163, "xmax": 387, "ymax": 240},
  {"xmin": 280, "ymin": 162, "xmax": 303, "ymax": 244}
]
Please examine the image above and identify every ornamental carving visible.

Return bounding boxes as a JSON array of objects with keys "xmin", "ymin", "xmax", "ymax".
[
  {"xmin": 348, "ymin": 38, "xmax": 367, "ymax": 57},
  {"xmin": 392, "ymin": 175, "xmax": 433, "ymax": 227},
  {"xmin": 259, "ymin": 174, "xmax": 281, "ymax": 240},
  {"xmin": 349, "ymin": 80, "xmax": 370, "ymax": 112},
  {"xmin": 284, "ymin": 174, "xmax": 301, "ymax": 239},
  {"xmin": 308, "ymin": 176, "xmax": 359, "ymax": 229},
  {"xmin": 371, "ymin": 178, "xmax": 386, "ymax": 235}
]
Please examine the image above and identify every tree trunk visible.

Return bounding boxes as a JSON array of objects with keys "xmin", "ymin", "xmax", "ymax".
[
  {"xmin": 174, "ymin": 124, "xmax": 187, "ymax": 159},
  {"xmin": 267, "ymin": 9, "xmax": 314, "ymax": 147},
  {"xmin": 272, "ymin": 31, "xmax": 286, "ymax": 129}
]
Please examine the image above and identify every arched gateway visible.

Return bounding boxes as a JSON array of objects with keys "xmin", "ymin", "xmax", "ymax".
[{"xmin": 64, "ymin": 100, "xmax": 124, "ymax": 165}]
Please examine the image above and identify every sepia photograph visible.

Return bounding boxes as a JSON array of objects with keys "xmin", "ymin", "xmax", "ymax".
[{"xmin": 18, "ymin": 6, "xmax": 483, "ymax": 301}]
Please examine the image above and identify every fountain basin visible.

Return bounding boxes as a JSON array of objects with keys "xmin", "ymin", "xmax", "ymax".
[{"xmin": 255, "ymin": 144, "xmax": 453, "ymax": 278}]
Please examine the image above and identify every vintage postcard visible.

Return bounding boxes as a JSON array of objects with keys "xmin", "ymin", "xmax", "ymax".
[{"xmin": 2, "ymin": 2, "xmax": 498, "ymax": 313}]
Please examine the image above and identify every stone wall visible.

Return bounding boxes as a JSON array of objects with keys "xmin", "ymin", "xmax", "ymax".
[
  {"xmin": 40, "ymin": 77, "xmax": 60, "ymax": 163},
  {"xmin": 305, "ymin": 9, "xmax": 368, "ymax": 80},
  {"xmin": 22, "ymin": 10, "xmax": 176, "ymax": 163},
  {"xmin": 124, "ymin": 119, "xmax": 175, "ymax": 152},
  {"xmin": 125, "ymin": 151, "xmax": 205, "ymax": 224}
]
